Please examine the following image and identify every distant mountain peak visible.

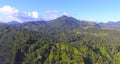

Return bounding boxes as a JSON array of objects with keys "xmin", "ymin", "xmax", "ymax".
[
  {"xmin": 61, "ymin": 15, "xmax": 68, "ymax": 17},
  {"xmin": 57, "ymin": 15, "xmax": 69, "ymax": 19},
  {"xmin": 56, "ymin": 15, "xmax": 78, "ymax": 21}
]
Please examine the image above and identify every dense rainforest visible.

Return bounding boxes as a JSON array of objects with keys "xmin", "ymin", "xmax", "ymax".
[{"xmin": 1, "ymin": 15, "xmax": 120, "ymax": 64}]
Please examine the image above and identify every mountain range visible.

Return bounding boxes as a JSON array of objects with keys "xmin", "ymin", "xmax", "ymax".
[
  {"xmin": 99, "ymin": 21, "xmax": 120, "ymax": 30},
  {"xmin": 6, "ymin": 15, "xmax": 120, "ymax": 30}
]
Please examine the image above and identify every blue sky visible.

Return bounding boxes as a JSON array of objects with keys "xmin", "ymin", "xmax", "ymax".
[{"xmin": 0, "ymin": 0, "xmax": 120, "ymax": 22}]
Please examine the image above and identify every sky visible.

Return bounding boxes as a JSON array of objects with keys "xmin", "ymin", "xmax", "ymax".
[{"xmin": 0, "ymin": 0, "xmax": 120, "ymax": 23}]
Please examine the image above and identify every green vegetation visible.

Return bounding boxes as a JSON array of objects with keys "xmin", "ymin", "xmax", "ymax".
[{"xmin": 0, "ymin": 16, "xmax": 120, "ymax": 64}]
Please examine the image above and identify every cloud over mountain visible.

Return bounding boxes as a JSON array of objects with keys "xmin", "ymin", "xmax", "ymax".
[
  {"xmin": 43, "ymin": 10, "xmax": 68, "ymax": 20},
  {"xmin": 0, "ymin": 5, "xmax": 68, "ymax": 23},
  {"xmin": 0, "ymin": 5, "xmax": 41, "ymax": 23}
]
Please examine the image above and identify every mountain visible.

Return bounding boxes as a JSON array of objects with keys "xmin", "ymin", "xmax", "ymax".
[
  {"xmin": 22, "ymin": 21, "xmax": 47, "ymax": 29},
  {"xmin": 1, "ymin": 16, "xmax": 120, "ymax": 64},
  {"xmin": 47, "ymin": 15, "xmax": 100, "ymax": 29},
  {"xmin": 48, "ymin": 15, "xmax": 81, "ymax": 28},
  {"xmin": 7, "ymin": 21, "xmax": 20, "ymax": 24},
  {"xmin": 99, "ymin": 21, "xmax": 120, "ymax": 30}
]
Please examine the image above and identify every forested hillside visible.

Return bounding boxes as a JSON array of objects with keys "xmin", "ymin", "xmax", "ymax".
[{"xmin": 0, "ymin": 16, "xmax": 120, "ymax": 64}]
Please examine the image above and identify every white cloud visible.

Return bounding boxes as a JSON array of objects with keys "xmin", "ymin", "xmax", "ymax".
[
  {"xmin": 0, "ymin": 5, "xmax": 41, "ymax": 23},
  {"xmin": 0, "ymin": 5, "xmax": 19, "ymax": 15},
  {"xmin": 63, "ymin": 12, "xmax": 68, "ymax": 15},
  {"xmin": 31, "ymin": 11, "xmax": 39, "ymax": 18}
]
